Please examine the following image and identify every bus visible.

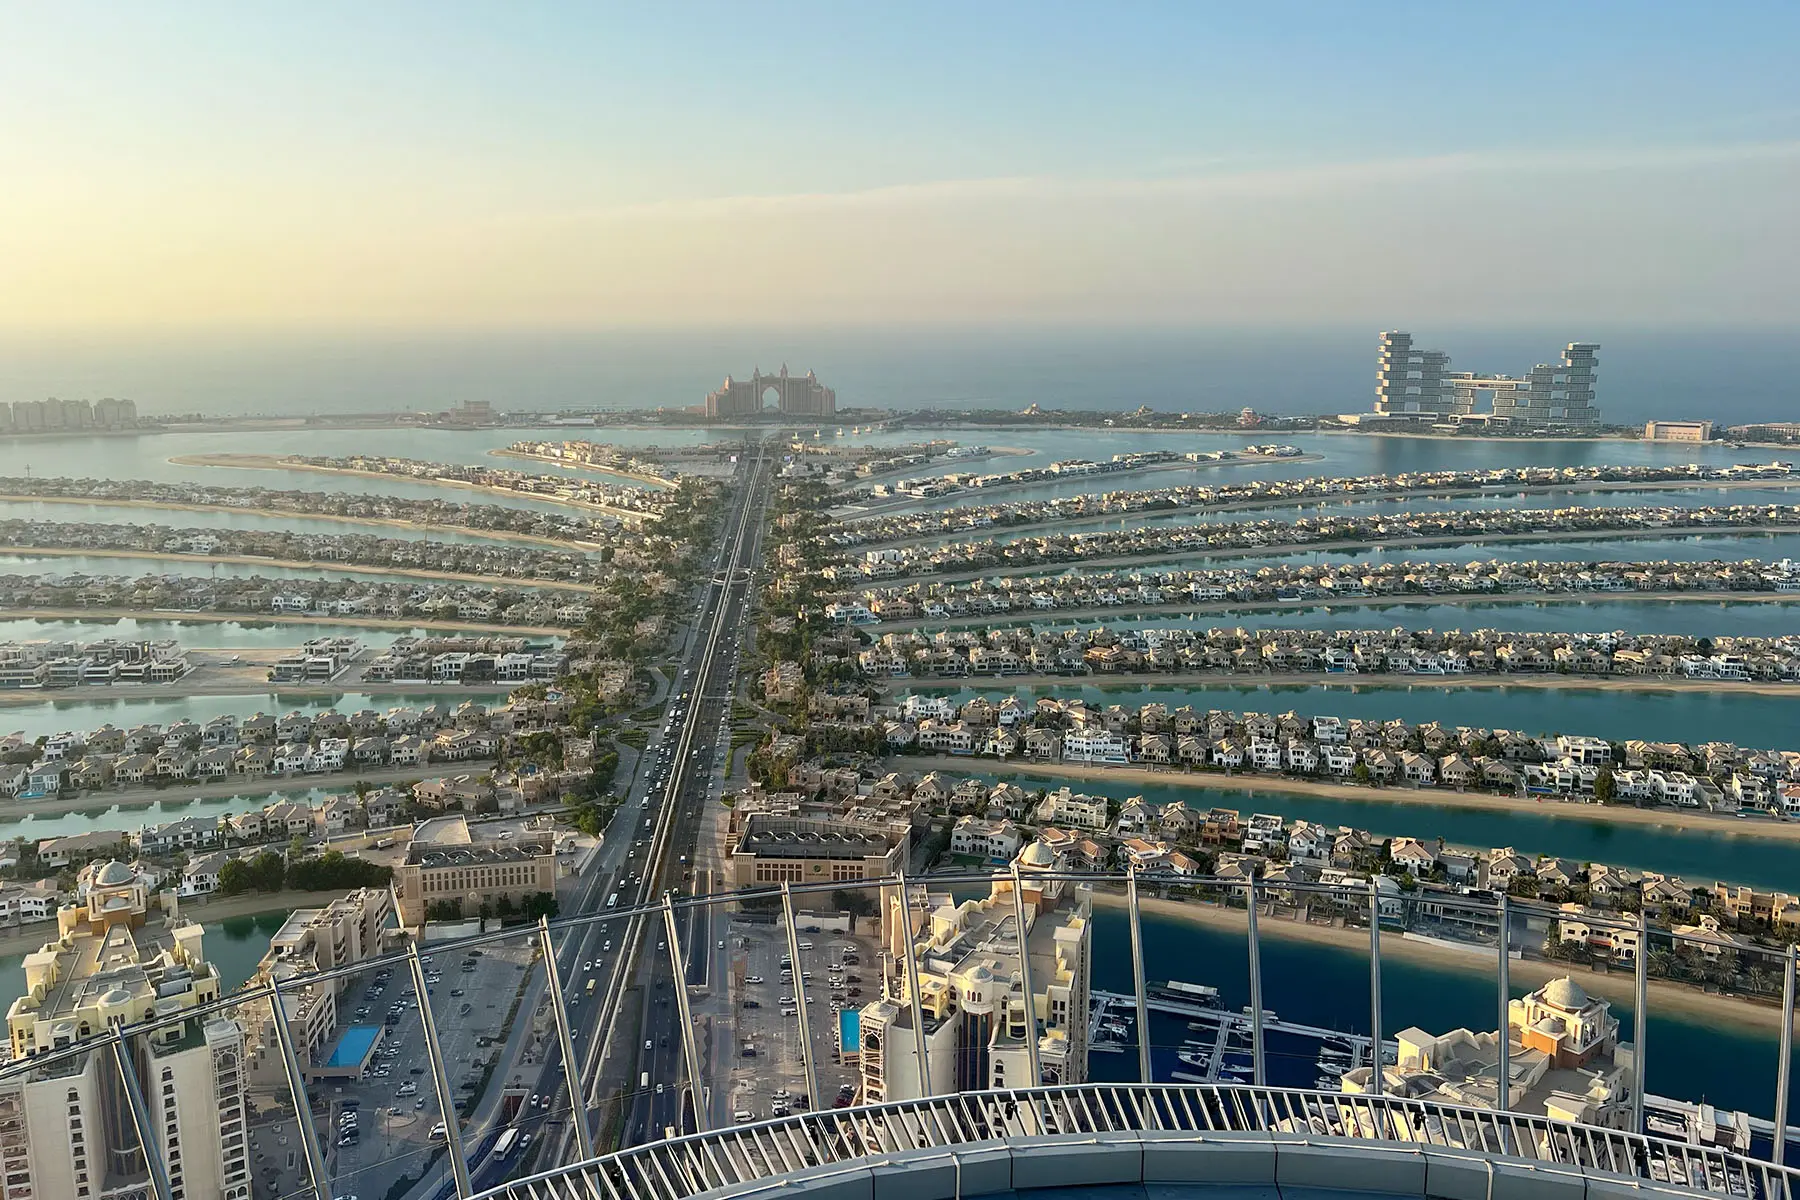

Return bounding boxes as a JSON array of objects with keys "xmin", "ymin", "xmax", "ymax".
[
  {"xmin": 640, "ymin": 1071, "xmax": 651, "ymax": 1090},
  {"xmin": 586, "ymin": 978, "xmax": 596, "ymax": 995},
  {"xmin": 493, "ymin": 1128, "xmax": 520, "ymax": 1162}
]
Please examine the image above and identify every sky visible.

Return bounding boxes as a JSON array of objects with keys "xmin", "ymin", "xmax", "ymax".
[{"xmin": 4, "ymin": 1, "xmax": 1799, "ymax": 330}]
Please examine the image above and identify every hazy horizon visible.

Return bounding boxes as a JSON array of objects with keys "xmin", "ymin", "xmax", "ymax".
[
  {"xmin": 3, "ymin": 324, "xmax": 1796, "ymax": 425},
  {"xmin": 5, "ymin": 3, "xmax": 1798, "ymax": 331}
]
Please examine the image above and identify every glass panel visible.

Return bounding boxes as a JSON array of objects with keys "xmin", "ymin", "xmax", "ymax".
[
  {"xmin": 550, "ymin": 911, "xmax": 628, "ymax": 1153},
  {"xmin": 1079, "ymin": 874, "xmax": 1140, "ymax": 1082},
  {"xmin": 230, "ymin": 990, "xmax": 314, "ymax": 1200},
  {"xmin": 1654, "ymin": 921, "xmax": 1785, "ymax": 1147},
  {"xmin": 1, "ymin": 1022, "xmax": 135, "ymax": 1200},
  {"xmin": 419, "ymin": 924, "xmax": 555, "ymax": 1188},
  {"xmin": 306, "ymin": 957, "xmax": 455, "ymax": 1200}
]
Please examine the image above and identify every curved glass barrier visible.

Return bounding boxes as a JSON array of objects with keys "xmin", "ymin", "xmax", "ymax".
[{"xmin": 2, "ymin": 869, "xmax": 1796, "ymax": 1199}]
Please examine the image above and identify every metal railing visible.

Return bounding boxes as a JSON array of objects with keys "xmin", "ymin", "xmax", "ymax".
[
  {"xmin": 471, "ymin": 1082, "xmax": 1800, "ymax": 1200},
  {"xmin": 3, "ymin": 869, "xmax": 1796, "ymax": 1200}
]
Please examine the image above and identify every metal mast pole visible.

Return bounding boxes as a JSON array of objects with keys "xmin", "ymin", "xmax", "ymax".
[
  {"xmin": 537, "ymin": 917, "xmax": 595, "ymax": 1160},
  {"xmin": 1775, "ymin": 943, "xmax": 1796, "ymax": 1164},
  {"xmin": 1633, "ymin": 909, "xmax": 1649, "ymax": 1134},
  {"xmin": 1126, "ymin": 870, "xmax": 1153, "ymax": 1084},
  {"xmin": 894, "ymin": 871, "xmax": 934, "ymax": 1097},
  {"xmin": 1367, "ymin": 879, "xmax": 1384, "ymax": 1097},
  {"xmin": 1009, "ymin": 865, "xmax": 1044, "ymax": 1088},
  {"xmin": 1495, "ymin": 893, "xmax": 1511, "ymax": 1113},
  {"xmin": 779, "ymin": 883, "xmax": 822, "ymax": 1113},
  {"xmin": 662, "ymin": 896, "xmax": 709, "ymax": 1133},
  {"xmin": 1245, "ymin": 880, "xmax": 1266, "ymax": 1087},
  {"xmin": 408, "ymin": 942, "xmax": 472, "ymax": 1198}
]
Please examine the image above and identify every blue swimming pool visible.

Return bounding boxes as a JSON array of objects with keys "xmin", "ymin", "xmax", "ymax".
[{"xmin": 325, "ymin": 1023, "xmax": 382, "ymax": 1069}]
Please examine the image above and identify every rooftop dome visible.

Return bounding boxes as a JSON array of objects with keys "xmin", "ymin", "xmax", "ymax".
[
  {"xmin": 93, "ymin": 860, "xmax": 134, "ymax": 888},
  {"xmin": 1541, "ymin": 976, "xmax": 1590, "ymax": 1010},
  {"xmin": 100, "ymin": 987, "xmax": 133, "ymax": 1008},
  {"xmin": 1019, "ymin": 840, "xmax": 1056, "ymax": 867}
]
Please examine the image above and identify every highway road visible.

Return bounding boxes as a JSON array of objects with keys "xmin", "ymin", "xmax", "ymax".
[{"xmin": 502, "ymin": 443, "xmax": 772, "ymax": 1170}]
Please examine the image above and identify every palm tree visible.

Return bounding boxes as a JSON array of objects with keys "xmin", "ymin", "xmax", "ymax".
[{"xmin": 1646, "ymin": 948, "xmax": 1677, "ymax": 980}]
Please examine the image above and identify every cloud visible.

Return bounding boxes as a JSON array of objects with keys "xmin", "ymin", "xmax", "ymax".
[{"xmin": 521, "ymin": 139, "xmax": 1800, "ymax": 226}]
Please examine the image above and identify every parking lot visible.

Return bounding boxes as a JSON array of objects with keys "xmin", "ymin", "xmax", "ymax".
[
  {"xmin": 718, "ymin": 920, "xmax": 878, "ymax": 1123},
  {"xmin": 270, "ymin": 938, "xmax": 540, "ymax": 1200}
]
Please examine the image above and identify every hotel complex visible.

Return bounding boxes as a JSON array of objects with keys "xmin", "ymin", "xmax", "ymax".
[
  {"xmin": 704, "ymin": 366, "xmax": 836, "ymax": 419},
  {"xmin": 1370, "ymin": 331, "xmax": 1602, "ymax": 427}
]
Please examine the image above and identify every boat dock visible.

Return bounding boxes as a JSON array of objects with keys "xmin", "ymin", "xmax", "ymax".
[{"xmin": 1092, "ymin": 987, "xmax": 1394, "ymax": 1088}]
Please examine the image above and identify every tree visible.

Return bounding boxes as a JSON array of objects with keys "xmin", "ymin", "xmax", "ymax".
[
  {"xmin": 1352, "ymin": 760, "xmax": 1373, "ymax": 787},
  {"xmin": 520, "ymin": 891, "xmax": 559, "ymax": 920},
  {"xmin": 1593, "ymin": 767, "xmax": 1617, "ymax": 805},
  {"xmin": 217, "ymin": 858, "xmax": 255, "ymax": 895},
  {"xmin": 832, "ymin": 890, "xmax": 876, "ymax": 918}
]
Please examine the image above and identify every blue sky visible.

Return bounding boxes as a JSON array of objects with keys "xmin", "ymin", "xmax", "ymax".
[{"xmin": 4, "ymin": 2, "xmax": 1797, "ymax": 327}]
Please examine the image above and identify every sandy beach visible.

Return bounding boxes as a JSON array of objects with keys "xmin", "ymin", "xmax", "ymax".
[
  {"xmin": 488, "ymin": 447, "xmax": 678, "ymax": 489},
  {"xmin": 171, "ymin": 453, "xmax": 657, "ymax": 523},
  {"xmin": 0, "ymin": 543, "xmax": 597, "ymax": 592},
  {"xmin": 914, "ymin": 523, "xmax": 1800, "ymax": 584},
  {"xmin": 1089, "ymin": 890, "xmax": 1790, "ymax": 1035},
  {"xmin": 830, "ymin": 452, "xmax": 1326, "ymax": 519},
  {"xmin": 0, "ymin": 492, "xmax": 609, "ymax": 550},
  {"xmin": 0, "ymin": 605, "xmax": 564, "ymax": 637},
  {"xmin": 899, "ymin": 666, "xmax": 1800, "ymax": 698},
  {"xmin": 868, "ymin": 588, "xmax": 1800, "ymax": 634},
  {"xmin": 904, "ymin": 753, "xmax": 1800, "ymax": 842}
]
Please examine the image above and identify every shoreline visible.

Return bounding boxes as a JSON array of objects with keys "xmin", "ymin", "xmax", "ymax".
[
  {"xmin": 1088, "ymin": 891, "xmax": 1790, "ymax": 1035},
  {"xmin": 906, "ymin": 523, "xmax": 1800, "ymax": 585},
  {"xmin": 0, "ymin": 492, "xmax": 609, "ymax": 550},
  {"xmin": 0, "ymin": 761, "xmax": 477, "ymax": 824},
  {"xmin": 0, "ymin": 674, "xmax": 517, "ymax": 708},
  {"xmin": 867, "ymin": 588, "xmax": 1800, "ymax": 634},
  {"xmin": 0, "ymin": 888, "xmax": 331, "ymax": 958},
  {"xmin": 830, "ymin": 452, "xmax": 1325, "ymax": 518},
  {"xmin": 487, "ymin": 447, "xmax": 677, "ymax": 489},
  {"xmin": 900, "ymin": 667, "xmax": 1800, "ymax": 698},
  {"xmin": 169, "ymin": 453, "xmax": 657, "ymax": 523},
  {"xmin": 0, "ymin": 544, "xmax": 597, "ymax": 592},
  {"xmin": 0, "ymin": 606, "xmax": 564, "ymax": 637},
  {"xmin": 904, "ymin": 753, "xmax": 1800, "ymax": 842},
  {"xmin": 856, "ymin": 477, "xmax": 1800, "ymax": 549}
]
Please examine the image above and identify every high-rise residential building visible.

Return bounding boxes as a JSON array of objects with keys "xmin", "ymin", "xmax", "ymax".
[
  {"xmin": 1483, "ymin": 343, "xmax": 1602, "ymax": 427},
  {"xmin": 856, "ymin": 867, "xmax": 1092, "ymax": 1102},
  {"xmin": 0, "ymin": 397, "xmax": 138, "ymax": 433},
  {"xmin": 1373, "ymin": 331, "xmax": 1459, "ymax": 418},
  {"xmin": 1371, "ymin": 334, "xmax": 1602, "ymax": 427},
  {"xmin": 1, "ymin": 862, "xmax": 250, "ymax": 1200}
]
